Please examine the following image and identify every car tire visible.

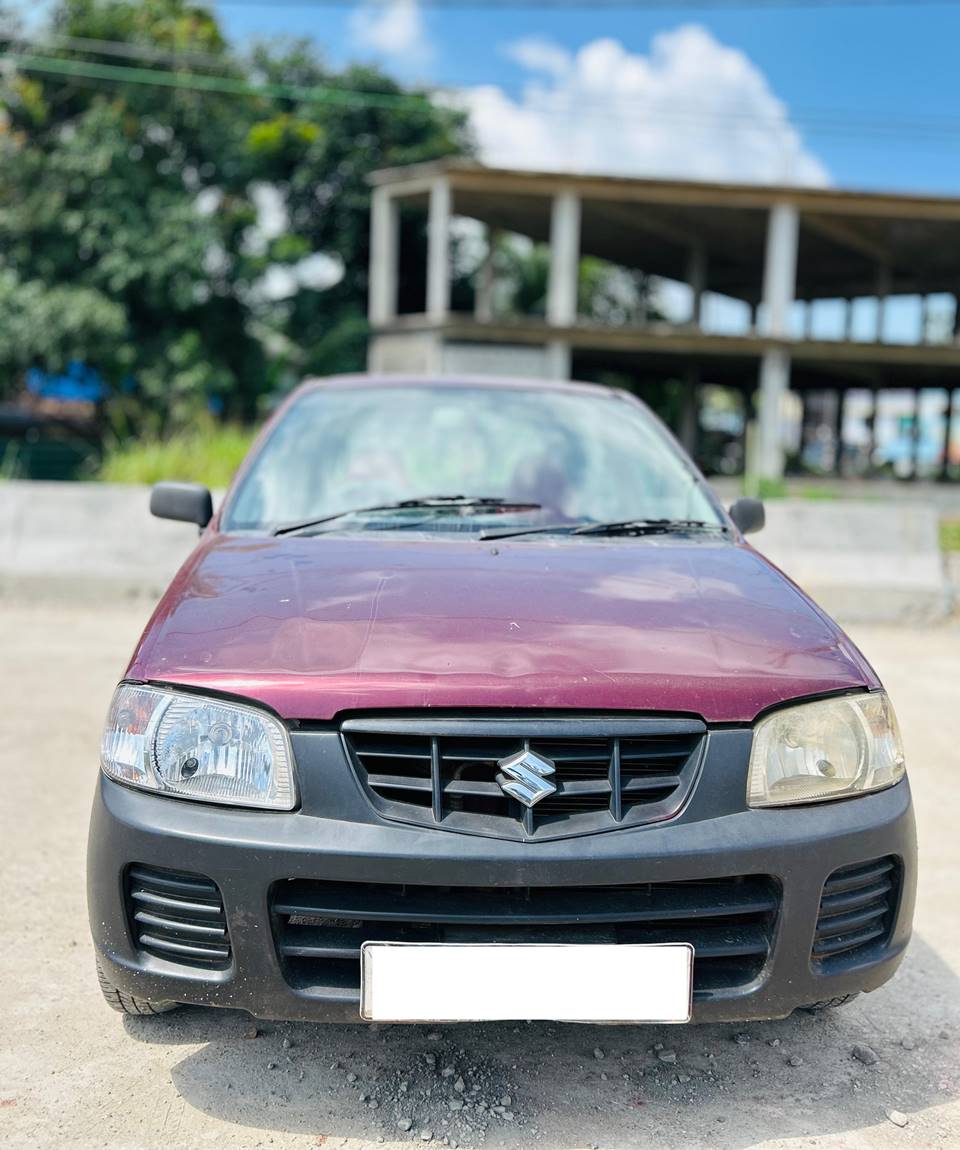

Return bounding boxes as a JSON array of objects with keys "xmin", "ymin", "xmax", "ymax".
[
  {"xmin": 800, "ymin": 993, "xmax": 860, "ymax": 1013},
  {"xmin": 96, "ymin": 958, "xmax": 180, "ymax": 1016}
]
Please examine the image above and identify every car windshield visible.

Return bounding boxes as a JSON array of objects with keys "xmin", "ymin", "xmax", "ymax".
[{"xmin": 222, "ymin": 384, "xmax": 722, "ymax": 534}]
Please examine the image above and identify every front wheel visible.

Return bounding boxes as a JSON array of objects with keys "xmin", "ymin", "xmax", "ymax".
[{"xmin": 96, "ymin": 958, "xmax": 180, "ymax": 1016}]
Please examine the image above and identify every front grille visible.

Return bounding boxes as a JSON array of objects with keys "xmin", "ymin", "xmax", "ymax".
[
  {"xmin": 271, "ymin": 874, "xmax": 779, "ymax": 1002},
  {"xmin": 343, "ymin": 716, "xmax": 705, "ymax": 839},
  {"xmin": 126, "ymin": 864, "xmax": 231, "ymax": 969},
  {"xmin": 813, "ymin": 856, "xmax": 900, "ymax": 967}
]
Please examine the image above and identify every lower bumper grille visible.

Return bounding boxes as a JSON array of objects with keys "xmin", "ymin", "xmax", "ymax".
[
  {"xmin": 126, "ymin": 864, "xmax": 231, "ymax": 969},
  {"xmin": 271, "ymin": 875, "xmax": 779, "ymax": 1001},
  {"xmin": 813, "ymin": 856, "xmax": 901, "ymax": 967}
]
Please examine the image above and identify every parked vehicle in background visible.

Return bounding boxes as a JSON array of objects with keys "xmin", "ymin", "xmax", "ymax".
[{"xmin": 89, "ymin": 375, "xmax": 915, "ymax": 1025}]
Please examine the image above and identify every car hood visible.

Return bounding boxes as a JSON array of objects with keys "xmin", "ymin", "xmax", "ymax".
[{"xmin": 128, "ymin": 532, "xmax": 877, "ymax": 724}]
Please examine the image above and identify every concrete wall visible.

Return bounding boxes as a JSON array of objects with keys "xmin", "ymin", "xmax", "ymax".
[
  {"xmin": 0, "ymin": 480, "xmax": 952, "ymax": 622},
  {"xmin": 0, "ymin": 481, "xmax": 202, "ymax": 603}
]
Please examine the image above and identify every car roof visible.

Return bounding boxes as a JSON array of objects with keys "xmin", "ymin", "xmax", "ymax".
[{"xmin": 294, "ymin": 374, "xmax": 632, "ymax": 401}]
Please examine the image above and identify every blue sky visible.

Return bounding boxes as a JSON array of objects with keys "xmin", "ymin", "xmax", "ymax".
[{"xmin": 217, "ymin": 1, "xmax": 958, "ymax": 194}]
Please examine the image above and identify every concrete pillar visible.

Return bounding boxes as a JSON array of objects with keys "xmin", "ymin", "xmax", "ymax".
[
  {"xmin": 909, "ymin": 388, "xmax": 924, "ymax": 479},
  {"xmin": 833, "ymin": 388, "xmax": 847, "ymax": 476},
  {"xmin": 941, "ymin": 388, "xmax": 957, "ymax": 481},
  {"xmin": 876, "ymin": 264, "xmax": 892, "ymax": 343},
  {"xmin": 687, "ymin": 245, "xmax": 707, "ymax": 329},
  {"xmin": 798, "ymin": 390, "xmax": 816, "ymax": 459},
  {"xmin": 761, "ymin": 203, "xmax": 799, "ymax": 338},
  {"xmin": 921, "ymin": 294, "xmax": 932, "ymax": 344},
  {"xmin": 953, "ymin": 295, "xmax": 960, "ymax": 343},
  {"xmin": 757, "ymin": 351, "xmax": 791, "ymax": 480},
  {"xmin": 679, "ymin": 367, "xmax": 700, "ymax": 455},
  {"xmin": 756, "ymin": 202, "xmax": 799, "ymax": 479},
  {"xmin": 547, "ymin": 190, "xmax": 581, "ymax": 327},
  {"xmin": 474, "ymin": 226, "xmax": 498, "ymax": 324},
  {"xmin": 545, "ymin": 340, "xmax": 572, "ymax": 381},
  {"xmin": 369, "ymin": 187, "xmax": 399, "ymax": 326},
  {"xmin": 865, "ymin": 388, "xmax": 878, "ymax": 473},
  {"xmin": 426, "ymin": 178, "xmax": 451, "ymax": 323},
  {"xmin": 844, "ymin": 298, "xmax": 855, "ymax": 342}
]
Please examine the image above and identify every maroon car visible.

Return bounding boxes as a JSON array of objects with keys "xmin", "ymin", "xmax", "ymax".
[{"xmin": 89, "ymin": 376, "xmax": 914, "ymax": 1025}]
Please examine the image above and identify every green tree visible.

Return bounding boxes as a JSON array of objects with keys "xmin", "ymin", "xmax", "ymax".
[
  {"xmin": 240, "ymin": 45, "xmax": 470, "ymax": 378},
  {"xmin": 0, "ymin": 0, "xmax": 270, "ymax": 431},
  {"xmin": 0, "ymin": 0, "xmax": 472, "ymax": 431}
]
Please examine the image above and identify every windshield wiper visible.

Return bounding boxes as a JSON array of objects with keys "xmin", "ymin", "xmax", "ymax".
[
  {"xmin": 479, "ymin": 518, "xmax": 726, "ymax": 542},
  {"xmin": 271, "ymin": 496, "xmax": 542, "ymax": 537},
  {"xmin": 573, "ymin": 518, "xmax": 725, "ymax": 537}
]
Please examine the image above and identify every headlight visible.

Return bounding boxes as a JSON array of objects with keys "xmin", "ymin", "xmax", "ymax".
[
  {"xmin": 747, "ymin": 692, "xmax": 905, "ymax": 808},
  {"xmin": 100, "ymin": 685, "xmax": 296, "ymax": 810}
]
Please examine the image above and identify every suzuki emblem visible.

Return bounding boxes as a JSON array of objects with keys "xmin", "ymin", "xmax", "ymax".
[{"xmin": 496, "ymin": 749, "xmax": 557, "ymax": 808}]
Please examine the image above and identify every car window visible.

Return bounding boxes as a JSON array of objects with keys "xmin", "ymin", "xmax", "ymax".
[{"xmin": 223, "ymin": 385, "xmax": 721, "ymax": 532}]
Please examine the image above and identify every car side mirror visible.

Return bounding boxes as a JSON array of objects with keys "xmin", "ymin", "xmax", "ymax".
[
  {"xmin": 728, "ymin": 497, "xmax": 765, "ymax": 535},
  {"xmin": 150, "ymin": 482, "xmax": 213, "ymax": 528}
]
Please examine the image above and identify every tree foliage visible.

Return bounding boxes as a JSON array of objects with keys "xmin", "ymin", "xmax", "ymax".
[{"xmin": 0, "ymin": 0, "xmax": 471, "ymax": 431}]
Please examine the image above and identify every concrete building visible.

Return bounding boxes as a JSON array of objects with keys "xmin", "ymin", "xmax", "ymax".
[{"xmin": 366, "ymin": 160, "xmax": 960, "ymax": 480}]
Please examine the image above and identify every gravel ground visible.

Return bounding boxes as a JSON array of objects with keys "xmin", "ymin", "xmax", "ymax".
[{"xmin": 1, "ymin": 601, "xmax": 958, "ymax": 1150}]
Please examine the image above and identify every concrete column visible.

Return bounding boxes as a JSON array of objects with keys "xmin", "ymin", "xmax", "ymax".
[
  {"xmin": 686, "ymin": 245, "xmax": 707, "ymax": 329},
  {"xmin": 474, "ymin": 226, "xmax": 498, "ymax": 323},
  {"xmin": 844, "ymin": 298, "xmax": 855, "ymax": 342},
  {"xmin": 832, "ymin": 388, "xmax": 847, "ymax": 476},
  {"xmin": 761, "ymin": 202, "xmax": 799, "ymax": 338},
  {"xmin": 865, "ymin": 388, "xmax": 878, "ymax": 473},
  {"xmin": 756, "ymin": 202, "xmax": 799, "ymax": 479},
  {"xmin": 953, "ymin": 295, "xmax": 960, "ymax": 343},
  {"xmin": 941, "ymin": 388, "xmax": 957, "ymax": 481},
  {"xmin": 757, "ymin": 350, "xmax": 791, "ymax": 480},
  {"xmin": 426, "ymin": 178, "xmax": 451, "ymax": 323},
  {"xmin": 547, "ymin": 190, "xmax": 581, "ymax": 327},
  {"xmin": 876, "ymin": 264, "xmax": 892, "ymax": 343},
  {"xmin": 545, "ymin": 340, "xmax": 572, "ymax": 381},
  {"xmin": 921, "ymin": 294, "xmax": 932, "ymax": 344},
  {"xmin": 369, "ymin": 187, "xmax": 399, "ymax": 326},
  {"xmin": 679, "ymin": 367, "xmax": 700, "ymax": 455},
  {"xmin": 910, "ymin": 388, "xmax": 923, "ymax": 479}
]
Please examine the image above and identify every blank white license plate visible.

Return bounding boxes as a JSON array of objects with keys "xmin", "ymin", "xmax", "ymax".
[{"xmin": 360, "ymin": 942, "xmax": 693, "ymax": 1023}]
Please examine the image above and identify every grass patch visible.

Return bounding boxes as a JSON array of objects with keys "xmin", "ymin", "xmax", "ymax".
[
  {"xmin": 98, "ymin": 420, "xmax": 257, "ymax": 488},
  {"xmin": 940, "ymin": 518, "xmax": 960, "ymax": 552}
]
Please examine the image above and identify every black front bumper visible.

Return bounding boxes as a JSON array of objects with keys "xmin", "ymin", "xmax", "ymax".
[{"xmin": 88, "ymin": 745, "xmax": 917, "ymax": 1024}]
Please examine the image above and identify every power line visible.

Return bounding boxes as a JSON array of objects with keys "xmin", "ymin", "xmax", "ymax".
[
  {"xmin": 4, "ymin": 52, "xmax": 435, "ymax": 112},
  {"xmin": 211, "ymin": 0, "xmax": 960, "ymax": 8},
  {"xmin": 7, "ymin": 50, "xmax": 960, "ymax": 145},
  {"xmin": 5, "ymin": 29, "xmax": 960, "ymax": 138}
]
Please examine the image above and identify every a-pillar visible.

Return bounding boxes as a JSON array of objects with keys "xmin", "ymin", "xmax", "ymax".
[{"xmin": 756, "ymin": 202, "xmax": 799, "ymax": 480}]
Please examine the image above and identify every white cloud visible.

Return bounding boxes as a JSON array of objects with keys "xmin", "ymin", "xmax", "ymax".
[
  {"xmin": 458, "ymin": 26, "xmax": 829, "ymax": 187},
  {"xmin": 350, "ymin": 0, "xmax": 432, "ymax": 67}
]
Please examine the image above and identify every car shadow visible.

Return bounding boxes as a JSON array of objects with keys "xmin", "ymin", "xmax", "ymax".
[{"xmin": 124, "ymin": 933, "xmax": 958, "ymax": 1148}]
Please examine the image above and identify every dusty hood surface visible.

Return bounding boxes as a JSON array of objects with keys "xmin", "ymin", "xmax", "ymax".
[{"xmin": 127, "ymin": 533, "xmax": 877, "ymax": 724}]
